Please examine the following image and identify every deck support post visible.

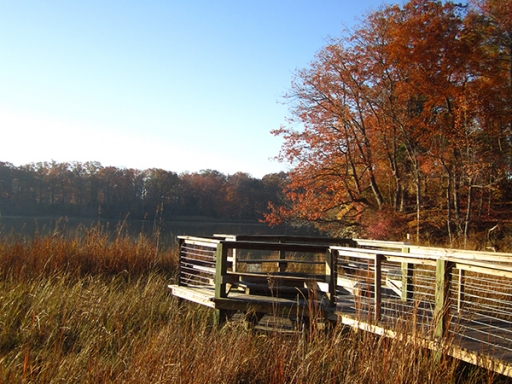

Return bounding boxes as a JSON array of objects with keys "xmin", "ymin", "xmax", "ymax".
[
  {"xmin": 434, "ymin": 259, "xmax": 453, "ymax": 339},
  {"xmin": 214, "ymin": 242, "xmax": 229, "ymax": 325}
]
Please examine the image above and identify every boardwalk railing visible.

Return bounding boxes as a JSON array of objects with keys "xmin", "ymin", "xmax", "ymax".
[
  {"xmin": 174, "ymin": 235, "xmax": 353, "ymax": 322},
  {"xmin": 170, "ymin": 235, "xmax": 512, "ymax": 376},
  {"xmin": 333, "ymin": 239, "xmax": 512, "ymax": 375}
]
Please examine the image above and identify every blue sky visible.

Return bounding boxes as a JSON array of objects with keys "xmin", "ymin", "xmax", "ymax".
[{"xmin": 1, "ymin": 1, "xmax": 394, "ymax": 178}]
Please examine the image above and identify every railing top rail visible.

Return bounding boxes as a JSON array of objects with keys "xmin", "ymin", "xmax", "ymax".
[
  {"xmin": 331, "ymin": 245, "xmax": 430, "ymax": 259},
  {"xmin": 332, "ymin": 245, "xmax": 512, "ymax": 274},
  {"xmin": 407, "ymin": 245, "xmax": 512, "ymax": 263},
  {"xmin": 220, "ymin": 240, "xmax": 330, "ymax": 253},
  {"xmin": 451, "ymin": 258, "xmax": 512, "ymax": 277},
  {"xmin": 352, "ymin": 239, "xmax": 512, "ymax": 263},
  {"xmin": 214, "ymin": 234, "xmax": 354, "ymax": 245},
  {"xmin": 178, "ymin": 235, "xmax": 334, "ymax": 253},
  {"xmin": 353, "ymin": 239, "xmax": 410, "ymax": 249},
  {"xmin": 177, "ymin": 236, "xmax": 221, "ymax": 247},
  {"xmin": 177, "ymin": 235, "xmax": 220, "ymax": 241}
]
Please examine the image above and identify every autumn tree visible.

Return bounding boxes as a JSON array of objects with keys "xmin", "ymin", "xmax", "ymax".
[
  {"xmin": 220, "ymin": 172, "xmax": 266, "ymax": 219},
  {"xmin": 143, "ymin": 168, "xmax": 180, "ymax": 218},
  {"xmin": 178, "ymin": 170, "xmax": 228, "ymax": 218},
  {"xmin": 267, "ymin": 0, "xmax": 512, "ymax": 243}
]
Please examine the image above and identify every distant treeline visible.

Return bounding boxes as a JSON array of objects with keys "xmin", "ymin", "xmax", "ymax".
[{"xmin": 0, "ymin": 161, "xmax": 287, "ymax": 221}]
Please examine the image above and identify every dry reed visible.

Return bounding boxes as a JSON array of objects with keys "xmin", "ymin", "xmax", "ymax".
[{"xmin": 0, "ymin": 224, "xmax": 507, "ymax": 383}]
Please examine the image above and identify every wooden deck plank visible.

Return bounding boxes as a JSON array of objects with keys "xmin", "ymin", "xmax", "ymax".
[{"xmin": 168, "ymin": 285, "xmax": 216, "ymax": 308}]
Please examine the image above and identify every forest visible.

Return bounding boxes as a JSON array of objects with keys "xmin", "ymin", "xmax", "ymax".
[
  {"xmin": 0, "ymin": 160, "xmax": 286, "ymax": 221},
  {"xmin": 265, "ymin": 0, "xmax": 512, "ymax": 246}
]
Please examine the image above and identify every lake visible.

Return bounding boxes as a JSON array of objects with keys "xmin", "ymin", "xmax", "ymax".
[{"xmin": 0, "ymin": 215, "xmax": 319, "ymax": 246}]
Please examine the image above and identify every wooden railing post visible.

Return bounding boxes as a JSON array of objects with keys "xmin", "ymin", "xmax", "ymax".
[
  {"xmin": 434, "ymin": 259, "xmax": 453, "ymax": 339},
  {"xmin": 215, "ymin": 242, "xmax": 228, "ymax": 299},
  {"xmin": 178, "ymin": 237, "xmax": 184, "ymax": 286},
  {"xmin": 229, "ymin": 235, "xmax": 237, "ymax": 273},
  {"xmin": 214, "ymin": 242, "xmax": 229, "ymax": 325},
  {"xmin": 374, "ymin": 254, "xmax": 382, "ymax": 322}
]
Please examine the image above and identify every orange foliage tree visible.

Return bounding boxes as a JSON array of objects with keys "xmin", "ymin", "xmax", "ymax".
[{"xmin": 266, "ymin": 0, "xmax": 512, "ymax": 243}]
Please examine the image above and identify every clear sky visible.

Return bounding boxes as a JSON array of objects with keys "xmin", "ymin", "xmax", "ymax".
[{"xmin": 1, "ymin": 0, "xmax": 394, "ymax": 178}]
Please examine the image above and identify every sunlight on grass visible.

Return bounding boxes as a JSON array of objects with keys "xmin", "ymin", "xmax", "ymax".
[{"xmin": 0, "ymin": 224, "xmax": 504, "ymax": 383}]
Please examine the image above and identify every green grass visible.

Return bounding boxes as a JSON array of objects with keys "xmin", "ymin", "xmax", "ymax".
[{"xmin": 0, "ymin": 225, "xmax": 508, "ymax": 383}]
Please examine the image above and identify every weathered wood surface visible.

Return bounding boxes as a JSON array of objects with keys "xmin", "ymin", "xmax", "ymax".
[
  {"xmin": 171, "ymin": 235, "xmax": 512, "ymax": 378},
  {"xmin": 168, "ymin": 284, "xmax": 329, "ymax": 317}
]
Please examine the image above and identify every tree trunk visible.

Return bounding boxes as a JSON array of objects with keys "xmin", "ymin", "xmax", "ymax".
[
  {"xmin": 453, "ymin": 173, "xmax": 461, "ymax": 234},
  {"xmin": 415, "ymin": 171, "xmax": 421, "ymax": 242},
  {"xmin": 369, "ymin": 171, "xmax": 384, "ymax": 209},
  {"xmin": 446, "ymin": 174, "xmax": 453, "ymax": 245},
  {"xmin": 464, "ymin": 179, "xmax": 474, "ymax": 249}
]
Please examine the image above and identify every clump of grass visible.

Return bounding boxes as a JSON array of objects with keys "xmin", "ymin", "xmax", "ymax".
[
  {"xmin": 0, "ymin": 222, "xmax": 177, "ymax": 281},
  {"xmin": 0, "ymin": 225, "xmax": 507, "ymax": 383}
]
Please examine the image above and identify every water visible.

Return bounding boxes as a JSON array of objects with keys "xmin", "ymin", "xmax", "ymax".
[{"xmin": 0, "ymin": 215, "xmax": 318, "ymax": 246}]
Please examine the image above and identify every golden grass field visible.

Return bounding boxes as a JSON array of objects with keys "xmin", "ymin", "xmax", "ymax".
[{"xmin": 0, "ymin": 224, "xmax": 508, "ymax": 383}]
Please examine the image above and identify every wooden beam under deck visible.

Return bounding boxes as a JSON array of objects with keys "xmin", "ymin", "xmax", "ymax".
[{"xmin": 168, "ymin": 284, "xmax": 331, "ymax": 318}]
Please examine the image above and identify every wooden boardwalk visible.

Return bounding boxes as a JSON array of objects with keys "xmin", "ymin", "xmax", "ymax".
[{"xmin": 168, "ymin": 235, "xmax": 512, "ymax": 377}]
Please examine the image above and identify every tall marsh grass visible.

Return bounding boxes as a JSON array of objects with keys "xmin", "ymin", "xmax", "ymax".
[{"xmin": 0, "ymin": 224, "xmax": 507, "ymax": 383}]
